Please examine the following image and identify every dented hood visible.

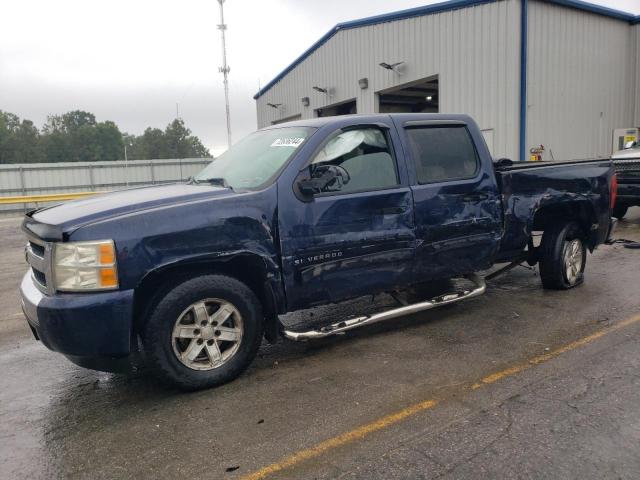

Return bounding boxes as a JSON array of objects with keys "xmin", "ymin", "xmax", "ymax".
[{"xmin": 25, "ymin": 183, "xmax": 234, "ymax": 238}]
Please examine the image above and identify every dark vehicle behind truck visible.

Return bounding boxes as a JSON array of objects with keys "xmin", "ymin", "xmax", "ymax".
[
  {"xmin": 611, "ymin": 144, "xmax": 640, "ymax": 219},
  {"xmin": 20, "ymin": 114, "xmax": 617, "ymax": 390}
]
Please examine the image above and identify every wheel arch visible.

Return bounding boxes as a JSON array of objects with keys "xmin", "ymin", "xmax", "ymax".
[
  {"xmin": 132, "ymin": 253, "xmax": 284, "ymax": 344},
  {"xmin": 530, "ymin": 199, "xmax": 598, "ymax": 251}
]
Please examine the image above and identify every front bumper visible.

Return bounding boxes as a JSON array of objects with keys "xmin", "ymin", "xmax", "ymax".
[{"xmin": 20, "ymin": 272, "xmax": 134, "ymax": 359}]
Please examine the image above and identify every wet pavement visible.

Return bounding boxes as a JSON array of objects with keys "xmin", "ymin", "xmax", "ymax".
[{"xmin": 1, "ymin": 210, "xmax": 639, "ymax": 479}]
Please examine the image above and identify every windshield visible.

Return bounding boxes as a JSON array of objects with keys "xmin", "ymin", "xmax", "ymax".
[{"xmin": 194, "ymin": 127, "xmax": 315, "ymax": 190}]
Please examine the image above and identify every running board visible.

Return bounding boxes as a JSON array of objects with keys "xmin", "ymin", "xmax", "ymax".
[{"xmin": 283, "ymin": 274, "xmax": 486, "ymax": 341}]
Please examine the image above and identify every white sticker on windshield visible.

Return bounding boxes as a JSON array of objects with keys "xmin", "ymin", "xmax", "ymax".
[{"xmin": 271, "ymin": 137, "xmax": 305, "ymax": 148}]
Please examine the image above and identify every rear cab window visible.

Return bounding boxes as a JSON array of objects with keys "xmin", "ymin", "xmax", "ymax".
[{"xmin": 405, "ymin": 126, "xmax": 479, "ymax": 184}]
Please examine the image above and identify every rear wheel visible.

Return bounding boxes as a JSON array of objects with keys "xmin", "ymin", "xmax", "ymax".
[
  {"xmin": 539, "ymin": 221, "xmax": 586, "ymax": 290},
  {"xmin": 142, "ymin": 274, "xmax": 263, "ymax": 390},
  {"xmin": 612, "ymin": 204, "xmax": 628, "ymax": 220}
]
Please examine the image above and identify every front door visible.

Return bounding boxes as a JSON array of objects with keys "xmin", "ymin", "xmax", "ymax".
[
  {"xmin": 394, "ymin": 118, "xmax": 502, "ymax": 281},
  {"xmin": 278, "ymin": 122, "xmax": 415, "ymax": 310}
]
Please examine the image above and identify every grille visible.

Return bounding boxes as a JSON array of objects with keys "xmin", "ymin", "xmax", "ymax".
[
  {"xmin": 614, "ymin": 159, "xmax": 640, "ymax": 174},
  {"xmin": 32, "ymin": 268, "xmax": 47, "ymax": 287},
  {"xmin": 25, "ymin": 237, "xmax": 53, "ymax": 295},
  {"xmin": 28, "ymin": 241, "xmax": 45, "ymax": 257}
]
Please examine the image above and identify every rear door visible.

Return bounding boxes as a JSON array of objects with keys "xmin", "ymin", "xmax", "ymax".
[
  {"xmin": 277, "ymin": 118, "xmax": 416, "ymax": 310},
  {"xmin": 393, "ymin": 117, "xmax": 502, "ymax": 281}
]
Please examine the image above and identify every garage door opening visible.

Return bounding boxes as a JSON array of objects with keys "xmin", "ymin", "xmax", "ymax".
[
  {"xmin": 378, "ymin": 77, "xmax": 439, "ymax": 114},
  {"xmin": 315, "ymin": 98, "xmax": 357, "ymax": 118}
]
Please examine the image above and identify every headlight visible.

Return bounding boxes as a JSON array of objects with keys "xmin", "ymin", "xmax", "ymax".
[{"xmin": 53, "ymin": 240, "xmax": 118, "ymax": 291}]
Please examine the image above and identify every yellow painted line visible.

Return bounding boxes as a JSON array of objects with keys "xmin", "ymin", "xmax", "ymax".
[
  {"xmin": 471, "ymin": 313, "xmax": 640, "ymax": 389},
  {"xmin": 242, "ymin": 399, "xmax": 438, "ymax": 480},
  {"xmin": 0, "ymin": 191, "xmax": 99, "ymax": 205},
  {"xmin": 242, "ymin": 313, "xmax": 640, "ymax": 480}
]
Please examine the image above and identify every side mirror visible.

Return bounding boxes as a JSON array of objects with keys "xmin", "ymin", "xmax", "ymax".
[
  {"xmin": 297, "ymin": 176, "xmax": 324, "ymax": 196},
  {"xmin": 296, "ymin": 165, "xmax": 348, "ymax": 197}
]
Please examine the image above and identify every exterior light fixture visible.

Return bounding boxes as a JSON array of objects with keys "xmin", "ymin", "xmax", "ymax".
[
  {"xmin": 379, "ymin": 61, "xmax": 404, "ymax": 74},
  {"xmin": 358, "ymin": 78, "xmax": 368, "ymax": 90},
  {"xmin": 266, "ymin": 102, "xmax": 281, "ymax": 109},
  {"xmin": 312, "ymin": 86, "xmax": 328, "ymax": 93},
  {"xmin": 301, "ymin": 97, "xmax": 310, "ymax": 107},
  {"xmin": 426, "ymin": 96, "xmax": 433, "ymax": 101}
]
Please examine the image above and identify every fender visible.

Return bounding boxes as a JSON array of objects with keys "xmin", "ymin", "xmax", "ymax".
[
  {"xmin": 529, "ymin": 197, "xmax": 599, "ymax": 250},
  {"xmin": 132, "ymin": 250, "xmax": 287, "ymax": 343}
]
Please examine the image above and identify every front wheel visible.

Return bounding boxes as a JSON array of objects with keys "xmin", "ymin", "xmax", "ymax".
[
  {"xmin": 539, "ymin": 221, "xmax": 587, "ymax": 290},
  {"xmin": 142, "ymin": 274, "xmax": 264, "ymax": 390}
]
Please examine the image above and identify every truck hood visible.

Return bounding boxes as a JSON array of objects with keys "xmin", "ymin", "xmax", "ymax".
[
  {"xmin": 28, "ymin": 183, "xmax": 233, "ymax": 236},
  {"xmin": 611, "ymin": 147, "xmax": 640, "ymax": 160}
]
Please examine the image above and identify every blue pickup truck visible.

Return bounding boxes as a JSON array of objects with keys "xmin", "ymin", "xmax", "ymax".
[{"xmin": 20, "ymin": 114, "xmax": 617, "ymax": 389}]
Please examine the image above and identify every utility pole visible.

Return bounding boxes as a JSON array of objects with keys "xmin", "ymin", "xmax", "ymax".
[
  {"xmin": 217, "ymin": 0, "xmax": 232, "ymax": 148},
  {"xmin": 123, "ymin": 142, "xmax": 129, "ymax": 187}
]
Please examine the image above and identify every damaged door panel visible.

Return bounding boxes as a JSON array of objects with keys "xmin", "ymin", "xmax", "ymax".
[
  {"xmin": 277, "ymin": 120, "xmax": 416, "ymax": 309},
  {"xmin": 396, "ymin": 119, "xmax": 503, "ymax": 280}
]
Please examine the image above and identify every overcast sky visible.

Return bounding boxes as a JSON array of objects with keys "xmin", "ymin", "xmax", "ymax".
[{"xmin": 2, "ymin": 0, "xmax": 638, "ymax": 156}]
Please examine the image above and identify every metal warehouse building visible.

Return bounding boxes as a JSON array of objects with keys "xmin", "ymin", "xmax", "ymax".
[{"xmin": 254, "ymin": 0, "xmax": 640, "ymax": 161}]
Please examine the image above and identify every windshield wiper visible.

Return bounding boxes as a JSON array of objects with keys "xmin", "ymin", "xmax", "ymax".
[{"xmin": 192, "ymin": 177, "xmax": 233, "ymax": 190}]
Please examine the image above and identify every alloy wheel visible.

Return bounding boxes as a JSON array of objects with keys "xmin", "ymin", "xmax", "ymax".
[{"xmin": 171, "ymin": 298, "xmax": 243, "ymax": 371}]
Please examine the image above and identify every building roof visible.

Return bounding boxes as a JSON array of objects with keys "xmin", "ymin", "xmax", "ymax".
[
  {"xmin": 261, "ymin": 112, "xmax": 477, "ymax": 130},
  {"xmin": 254, "ymin": 0, "xmax": 640, "ymax": 100}
]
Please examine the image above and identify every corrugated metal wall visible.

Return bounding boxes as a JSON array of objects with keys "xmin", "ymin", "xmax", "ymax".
[
  {"xmin": 0, "ymin": 158, "xmax": 211, "ymax": 213},
  {"xmin": 635, "ymin": 24, "xmax": 640, "ymax": 127},
  {"xmin": 527, "ymin": 1, "xmax": 637, "ymax": 160},
  {"xmin": 257, "ymin": 0, "xmax": 522, "ymax": 160}
]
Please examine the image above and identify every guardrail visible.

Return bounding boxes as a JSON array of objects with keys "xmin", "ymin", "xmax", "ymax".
[{"xmin": 0, "ymin": 192, "xmax": 98, "ymax": 205}]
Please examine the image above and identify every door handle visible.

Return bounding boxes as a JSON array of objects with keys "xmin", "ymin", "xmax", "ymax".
[
  {"xmin": 380, "ymin": 206, "xmax": 407, "ymax": 215},
  {"xmin": 462, "ymin": 193, "xmax": 489, "ymax": 202}
]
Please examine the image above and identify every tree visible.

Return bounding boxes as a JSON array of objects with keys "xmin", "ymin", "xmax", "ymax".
[
  {"xmin": 93, "ymin": 121, "xmax": 123, "ymax": 161},
  {"xmin": 40, "ymin": 111, "xmax": 122, "ymax": 162},
  {"xmin": 134, "ymin": 127, "xmax": 166, "ymax": 160},
  {"xmin": 12, "ymin": 119, "xmax": 44, "ymax": 163},
  {"xmin": 163, "ymin": 118, "xmax": 210, "ymax": 159},
  {"xmin": 61, "ymin": 110, "xmax": 96, "ymax": 132},
  {"xmin": 0, "ymin": 110, "xmax": 211, "ymax": 163},
  {"xmin": 41, "ymin": 114, "xmax": 71, "ymax": 162},
  {"xmin": 0, "ymin": 112, "xmax": 19, "ymax": 163},
  {"xmin": 126, "ymin": 120, "xmax": 211, "ymax": 160},
  {"xmin": 0, "ymin": 111, "xmax": 44, "ymax": 164}
]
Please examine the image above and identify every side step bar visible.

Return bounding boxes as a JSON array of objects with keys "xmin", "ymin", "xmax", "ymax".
[{"xmin": 283, "ymin": 274, "xmax": 486, "ymax": 341}]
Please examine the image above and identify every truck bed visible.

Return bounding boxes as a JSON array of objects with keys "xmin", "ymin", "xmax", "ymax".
[
  {"xmin": 495, "ymin": 158, "xmax": 613, "ymax": 261},
  {"xmin": 495, "ymin": 158, "xmax": 609, "ymax": 170}
]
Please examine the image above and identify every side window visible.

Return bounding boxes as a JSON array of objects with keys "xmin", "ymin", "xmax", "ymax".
[
  {"xmin": 309, "ymin": 127, "xmax": 399, "ymax": 194},
  {"xmin": 406, "ymin": 126, "xmax": 479, "ymax": 184}
]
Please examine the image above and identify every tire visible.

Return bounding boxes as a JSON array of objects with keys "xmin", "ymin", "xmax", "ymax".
[
  {"xmin": 142, "ymin": 274, "xmax": 264, "ymax": 390},
  {"xmin": 539, "ymin": 221, "xmax": 587, "ymax": 290},
  {"xmin": 612, "ymin": 204, "xmax": 628, "ymax": 220}
]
